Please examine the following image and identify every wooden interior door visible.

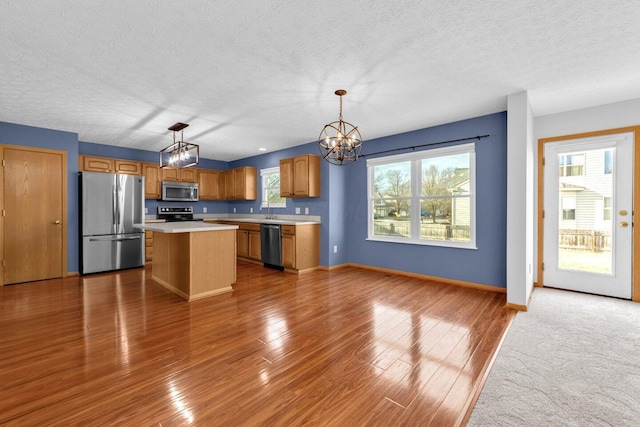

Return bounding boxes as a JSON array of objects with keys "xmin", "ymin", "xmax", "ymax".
[{"xmin": 2, "ymin": 146, "xmax": 66, "ymax": 284}]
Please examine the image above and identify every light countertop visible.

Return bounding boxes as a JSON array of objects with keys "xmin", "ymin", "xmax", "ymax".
[
  {"xmin": 209, "ymin": 218, "xmax": 320, "ymax": 225},
  {"xmin": 134, "ymin": 222, "xmax": 238, "ymax": 233}
]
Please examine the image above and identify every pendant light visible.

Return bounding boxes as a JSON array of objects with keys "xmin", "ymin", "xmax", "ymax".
[
  {"xmin": 159, "ymin": 122, "xmax": 199, "ymax": 169},
  {"xmin": 318, "ymin": 89, "xmax": 363, "ymax": 165}
]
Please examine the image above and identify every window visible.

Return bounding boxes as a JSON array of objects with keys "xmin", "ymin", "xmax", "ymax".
[
  {"xmin": 604, "ymin": 150, "xmax": 613, "ymax": 174},
  {"xmin": 260, "ymin": 167, "xmax": 286, "ymax": 208},
  {"xmin": 603, "ymin": 197, "xmax": 612, "ymax": 220},
  {"xmin": 558, "ymin": 153, "xmax": 585, "ymax": 177},
  {"xmin": 561, "ymin": 196, "xmax": 576, "ymax": 220},
  {"xmin": 367, "ymin": 143, "xmax": 475, "ymax": 248}
]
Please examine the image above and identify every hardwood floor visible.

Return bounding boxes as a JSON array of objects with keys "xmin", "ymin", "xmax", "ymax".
[{"xmin": 0, "ymin": 262, "xmax": 515, "ymax": 426}]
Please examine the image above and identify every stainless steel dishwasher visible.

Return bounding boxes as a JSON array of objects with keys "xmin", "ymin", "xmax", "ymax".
[{"xmin": 260, "ymin": 224, "xmax": 283, "ymax": 270}]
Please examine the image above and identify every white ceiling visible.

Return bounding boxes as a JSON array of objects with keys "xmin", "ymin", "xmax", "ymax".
[{"xmin": 2, "ymin": 1, "xmax": 640, "ymax": 162}]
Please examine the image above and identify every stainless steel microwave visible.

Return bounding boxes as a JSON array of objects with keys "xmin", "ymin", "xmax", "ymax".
[{"xmin": 161, "ymin": 181, "xmax": 199, "ymax": 201}]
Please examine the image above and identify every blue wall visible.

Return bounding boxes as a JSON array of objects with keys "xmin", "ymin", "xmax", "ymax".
[
  {"xmin": 2, "ymin": 112, "xmax": 507, "ymax": 288},
  {"xmin": 343, "ymin": 112, "xmax": 507, "ymax": 287}
]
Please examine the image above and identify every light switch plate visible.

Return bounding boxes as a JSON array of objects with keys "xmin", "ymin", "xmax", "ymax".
[
  {"xmin": 144, "ymin": 207, "xmax": 148, "ymax": 214},
  {"xmin": 233, "ymin": 208, "xmax": 236, "ymax": 213},
  {"xmin": 305, "ymin": 207, "xmax": 309, "ymax": 215},
  {"xmin": 295, "ymin": 207, "xmax": 300, "ymax": 214},
  {"xmin": 203, "ymin": 207, "xmax": 207, "ymax": 213}
]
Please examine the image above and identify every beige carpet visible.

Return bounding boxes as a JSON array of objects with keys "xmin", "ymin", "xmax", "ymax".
[{"xmin": 468, "ymin": 287, "xmax": 640, "ymax": 426}]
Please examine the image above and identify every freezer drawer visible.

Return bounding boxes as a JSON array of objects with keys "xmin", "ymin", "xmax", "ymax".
[{"xmin": 81, "ymin": 233, "xmax": 145, "ymax": 274}]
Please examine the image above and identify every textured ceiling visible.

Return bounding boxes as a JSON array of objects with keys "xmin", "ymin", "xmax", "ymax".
[{"xmin": 1, "ymin": 1, "xmax": 640, "ymax": 161}]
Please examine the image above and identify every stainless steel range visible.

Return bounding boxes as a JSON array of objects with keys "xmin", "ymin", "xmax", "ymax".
[{"xmin": 157, "ymin": 206, "xmax": 203, "ymax": 222}]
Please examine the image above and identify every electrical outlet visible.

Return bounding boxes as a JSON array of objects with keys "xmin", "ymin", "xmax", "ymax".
[
  {"xmin": 203, "ymin": 207, "xmax": 207, "ymax": 213},
  {"xmin": 233, "ymin": 208, "xmax": 236, "ymax": 213},
  {"xmin": 144, "ymin": 207, "xmax": 148, "ymax": 214},
  {"xmin": 250, "ymin": 207, "xmax": 253, "ymax": 213},
  {"xmin": 333, "ymin": 245, "xmax": 337, "ymax": 253},
  {"xmin": 305, "ymin": 207, "xmax": 309, "ymax": 215},
  {"xmin": 295, "ymin": 207, "xmax": 300, "ymax": 214}
]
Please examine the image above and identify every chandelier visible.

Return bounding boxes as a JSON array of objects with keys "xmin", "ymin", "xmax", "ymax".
[
  {"xmin": 318, "ymin": 89, "xmax": 363, "ymax": 165},
  {"xmin": 159, "ymin": 122, "xmax": 199, "ymax": 169}
]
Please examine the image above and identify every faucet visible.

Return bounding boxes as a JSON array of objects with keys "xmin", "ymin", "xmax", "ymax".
[{"xmin": 261, "ymin": 201, "xmax": 275, "ymax": 219}]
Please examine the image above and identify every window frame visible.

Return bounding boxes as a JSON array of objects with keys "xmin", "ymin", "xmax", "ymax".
[
  {"xmin": 260, "ymin": 166, "xmax": 286, "ymax": 209},
  {"xmin": 366, "ymin": 143, "xmax": 476, "ymax": 249}
]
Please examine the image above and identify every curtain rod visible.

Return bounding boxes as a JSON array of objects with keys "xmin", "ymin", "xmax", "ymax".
[{"xmin": 360, "ymin": 134, "xmax": 490, "ymax": 158}]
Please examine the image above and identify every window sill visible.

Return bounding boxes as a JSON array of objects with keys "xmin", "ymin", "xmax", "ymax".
[{"xmin": 366, "ymin": 236, "xmax": 477, "ymax": 250}]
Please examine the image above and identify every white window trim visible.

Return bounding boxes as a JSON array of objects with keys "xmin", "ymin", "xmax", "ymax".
[
  {"xmin": 366, "ymin": 143, "xmax": 477, "ymax": 249},
  {"xmin": 260, "ymin": 166, "xmax": 286, "ymax": 208}
]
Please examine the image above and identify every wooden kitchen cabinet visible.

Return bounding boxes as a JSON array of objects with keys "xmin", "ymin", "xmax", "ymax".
[
  {"xmin": 161, "ymin": 167, "xmax": 197, "ymax": 183},
  {"xmin": 198, "ymin": 169, "xmax": 222, "ymax": 200},
  {"xmin": 281, "ymin": 224, "xmax": 320, "ymax": 271},
  {"xmin": 248, "ymin": 230, "xmax": 262, "ymax": 260},
  {"xmin": 237, "ymin": 229, "xmax": 249, "ymax": 258},
  {"xmin": 80, "ymin": 155, "xmax": 141, "ymax": 175},
  {"xmin": 142, "ymin": 162, "xmax": 161, "ymax": 199},
  {"xmin": 235, "ymin": 223, "xmax": 261, "ymax": 261},
  {"xmin": 224, "ymin": 166, "xmax": 257, "ymax": 200},
  {"xmin": 279, "ymin": 154, "xmax": 320, "ymax": 198},
  {"xmin": 145, "ymin": 231, "xmax": 154, "ymax": 262}
]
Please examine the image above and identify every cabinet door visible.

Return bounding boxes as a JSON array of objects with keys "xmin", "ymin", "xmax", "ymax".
[
  {"xmin": 115, "ymin": 160, "xmax": 142, "ymax": 175},
  {"xmin": 280, "ymin": 158, "xmax": 293, "ymax": 197},
  {"xmin": 237, "ymin": 230, "xmax": 249, "ymax": 257},
  {"xmin": 292, "ymin": 155, "xmax": 309, "ymax": 196},
  {"xmin": 162, "ymin": 168, "xmax": 180, "ymax": 181},
  {"xmin": 248, "ymin": 231, "xmax": 262, "ymax": 260},
  {"xmin": 233, "ymin": 168, "xmax": 246, "ymax": 199},
  {"xmin": 224, "ymin": 170, "xmax": 235, "ymax": 200},
  {"xmin": 179, "ymin": 168, "xmax": 198, "ymax": 183},
  {"xmin": 281, "ymin": 234, "xmax": 295, "ymax": 268},
  {"xmin": 199, "ymin": 169, "xmax": 221, "ymax": 200},
  {"xmin": 142, "ymin": 163, "xmax": 161, "ymax": 199},
  {"xmin": 81, "ymin": 156, "xmax": 114, "ymax": 172}
]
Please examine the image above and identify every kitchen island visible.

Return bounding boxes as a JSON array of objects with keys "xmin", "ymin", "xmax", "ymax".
[{"xmin": 134, "ymin": 221, "xmax": 238, "ymax": 301}]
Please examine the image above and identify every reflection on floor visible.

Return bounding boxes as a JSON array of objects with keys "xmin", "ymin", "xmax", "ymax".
[{"xmin": 0, "ymin": 262, "xmax": 514, "ymax": 425}]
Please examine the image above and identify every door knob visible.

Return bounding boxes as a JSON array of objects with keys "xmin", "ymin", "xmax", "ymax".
[
  {"xmin": 53, "ymin": 220, "xmax": 61, "ymax": 224},
  {"xmin": 619, "ymin": 221, "xmax": 628, "ymax": 228}
]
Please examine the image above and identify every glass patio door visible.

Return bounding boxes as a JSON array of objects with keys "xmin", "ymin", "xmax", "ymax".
[{"xmin": 543, "ymin": 132, "xmax": 633, "ymax": 299}]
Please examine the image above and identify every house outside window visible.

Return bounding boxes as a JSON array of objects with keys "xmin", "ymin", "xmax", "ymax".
[
  {"xmin": 558, "ymin": 153, "xmax": 585, "ymax": 177},
  {"xmin": 604, "ymin": 150, "xmax": 613, "ymax": 174},
  {"xmin": 367, "ymin": 143, "xmax": 475, "ymax": 249},
  {"xmin": 561, "ymin": 196, "xmax": 576, "ymax": 220},
  {"xmin": 603, "ymin": 197, "xmax": 612, "ymax": 220},
  {"xmin": 260, "ymin": 167, "xmax": 286, "ymax": 208}
]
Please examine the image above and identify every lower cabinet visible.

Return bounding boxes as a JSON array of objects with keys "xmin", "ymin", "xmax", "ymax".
[
  {"xmin": 205, "ymin": 220, "xmax": 319, "ymax": 271},
  {"xmin": 145, "ymin": 231, "xmax": 153, "ymax": 262},
  {"xmin": 232, "ymin": 224, "xmax": 262, "ymax": 262}
]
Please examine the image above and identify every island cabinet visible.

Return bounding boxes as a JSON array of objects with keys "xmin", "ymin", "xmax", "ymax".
[
  {"xmin": 224, "ymin": 167, "xmax": 257, "ymax": 200},
  {"xmin": 281, "ymin": 224, "xmax": 320, "ymax": 271},
  {"xmin": 80, "ymin": 155, "xmax": 142, "ymax": 175},
  {"xmin": 142, "ymin": 162, "xmax": 161, "ymax": 199},
  {"xmin": 198, "ymin": 169, "xmax": 222, "ymax": 200},
  {"xmin": 145, "ymin": 231, "xmax": 153, "ymax": 262},
  {"xmin": 279, "ymin": 154, "xmax": 321, "ymax": 198},
  {"xmin": 161, "ymin": 167, "xmax": 197, "ymax": 183}
]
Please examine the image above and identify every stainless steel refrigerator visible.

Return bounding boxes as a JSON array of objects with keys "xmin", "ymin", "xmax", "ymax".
[{"xmin": 80, "ymin": 171, "xmax": 145, "ymax": 274}]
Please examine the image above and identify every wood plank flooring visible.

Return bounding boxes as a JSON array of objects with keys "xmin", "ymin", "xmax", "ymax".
[{"xmin": 0, "ymin": 262, "xmax": 515, "ymax": 426}]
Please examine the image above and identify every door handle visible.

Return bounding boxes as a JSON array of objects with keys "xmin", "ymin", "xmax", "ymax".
[
  {"xmin": 620, "ymin": 221, "xmax": 628, "ymax": 228},
  {"xmin": 53, "ymin": 220, "xmax": 61, "ymax": 225}
]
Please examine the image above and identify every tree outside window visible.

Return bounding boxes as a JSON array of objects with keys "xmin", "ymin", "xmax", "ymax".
[{"xmin": 260, "ymin": 167, "xmax": 286, "ymax": 208}]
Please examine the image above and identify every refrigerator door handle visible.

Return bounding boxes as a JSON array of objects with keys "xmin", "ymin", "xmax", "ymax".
[
  {"xmin": 89, "ymin": 236, "xmax": 142, "ymax": 242},
  {"xmin": 112, "ymin": 184, "xmax": 117, "ymax": 234}
]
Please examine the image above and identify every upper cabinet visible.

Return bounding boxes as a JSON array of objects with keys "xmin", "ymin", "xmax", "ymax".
[
  {"xmin": 80, "ymin": 155, "xmax": 141, "ymax": 175},
  {"xmin": 199, "ymin": 169, "xmax": 222, "ymax": 200},
  {"xmin": 224, "ymin": 166, "xmax": 257, "ymax": 200},
  {"xmin": 142, "ymin": 162, "xmax": 161, "ymax": 199},
  {"xmin": 280, "ymin": 154, "xmax": 321, "ymax": 198},
  {"xmin": 161, "ymin": 167, "xmax": 197, "ymax": 183}
]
